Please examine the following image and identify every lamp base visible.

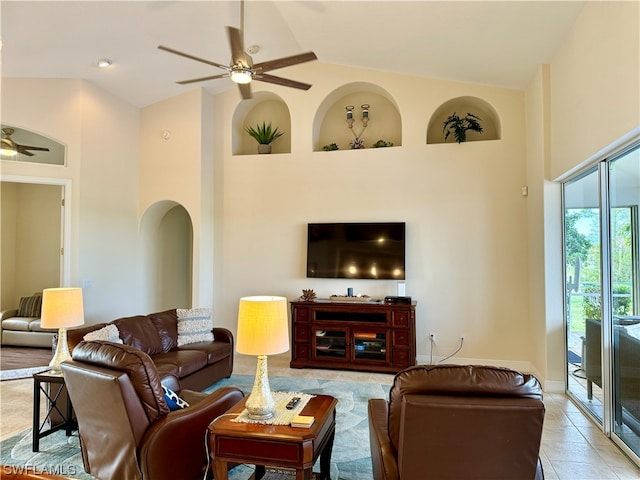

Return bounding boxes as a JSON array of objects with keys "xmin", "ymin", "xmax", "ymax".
[
  {"xmin": 49, "ymin": 327, "xmax": 71, "ymax": 374},
  {"xmin": 245, "ymin": 355, "xmax": 275, "ymax": 420}
]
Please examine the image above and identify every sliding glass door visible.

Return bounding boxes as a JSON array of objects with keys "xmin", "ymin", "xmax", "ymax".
[{"xmin": 564, "ymin": 142, "xmax": 640, "ymax": 461}]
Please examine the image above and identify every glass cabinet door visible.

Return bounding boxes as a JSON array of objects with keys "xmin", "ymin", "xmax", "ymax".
[
  {"xmin": 313, "ymin": 328, "xmax": 347, "ymax": 360},
  {"xmin": 353, "ymin": 330, "xmax": 388, "ymax": 362}
]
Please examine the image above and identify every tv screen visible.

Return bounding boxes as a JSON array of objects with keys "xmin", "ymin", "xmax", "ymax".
[{"xmin": 306, "ymin": 222, "xmax": 406, "ymax": 279}]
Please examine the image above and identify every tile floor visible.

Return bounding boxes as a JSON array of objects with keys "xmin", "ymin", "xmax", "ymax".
[{"xmin": 1, "ymin": 353, "xmax": 639, "ymax": 479}]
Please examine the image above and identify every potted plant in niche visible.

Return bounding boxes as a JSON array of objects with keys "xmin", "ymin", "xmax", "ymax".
[
  {"xmin": 442, "ymin": 112, "xmax": 483, "ymax": 143},
  {"xmin": 245, "ymin": 122, "xmax": 285, "ymax": 154}
]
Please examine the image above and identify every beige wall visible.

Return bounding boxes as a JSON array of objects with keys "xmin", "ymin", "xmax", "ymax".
[{"xmin": 549, "ymin": 1, "xmax": 640, "ymax": 179}]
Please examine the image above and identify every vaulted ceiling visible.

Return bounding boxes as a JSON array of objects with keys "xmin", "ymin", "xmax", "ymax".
[{"xmin": 1, "ymin": 1, "xmax": 585, "ymax": 108}]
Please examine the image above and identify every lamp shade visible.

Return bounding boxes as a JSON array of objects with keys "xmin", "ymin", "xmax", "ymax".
[
  {"xmin": 236, "ymin": 296, "xmax": 289, "ymax": 356},
  {"xmin": 41, "ymin": 288, "xmax": 85, "ymax": 329}
]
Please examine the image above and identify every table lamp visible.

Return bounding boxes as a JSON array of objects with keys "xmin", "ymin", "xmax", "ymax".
[
  {"xmin": 41, "ymin": 287, "xmax": 85, "ymax": 374},
  {"xmin": 236, "ymin": 296, "xmax": 289, "ymax": 420}
]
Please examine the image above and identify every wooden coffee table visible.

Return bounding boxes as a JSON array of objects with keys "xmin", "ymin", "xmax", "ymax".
[{"xmin": 208, "ymin": 394, "xmax": 337, "ymax": 480}]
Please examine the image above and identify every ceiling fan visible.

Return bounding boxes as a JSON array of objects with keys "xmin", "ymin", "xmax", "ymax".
[
  {"xmin": 158, "ymin": 0, "xmax": 317, "ymax": 100},
  {"xmin": 1, "ymin": 128, "xmax": 50, "ymax": 157}
]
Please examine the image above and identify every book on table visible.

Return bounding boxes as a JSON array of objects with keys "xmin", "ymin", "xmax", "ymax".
[{"xmin": 291, "ymin": 415, "xmax": 314, "ymax": 428}]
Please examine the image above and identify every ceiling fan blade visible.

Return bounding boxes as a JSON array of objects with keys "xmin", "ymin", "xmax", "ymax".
[
  {"xmin": 226, "ymin": 26, "xmax": 250, "ymax": 67},
  {"xmin": 19, "ymin": 145, "xmax": 50, "ymax": 152},
  {"xmin": 176, "ymin": 73, "xmax": 230, "ymax": 85},
  {"xmin": 253, "ymin": 52, "xmax": 317, "ymax": 73},
  {"xmin": 16, "ymin": 147, "xmax": 35, "ymax": 156},
  {"xmin": 158, "ymin": 45, "xmax": 229, "ymax": 71},
  {"xmin": 255, "ymin": 73, "xmax": 312, "ymax": 91},
  {"xmin": 238, "ymin": 83, "xmax": 252, "ymax": 100}
]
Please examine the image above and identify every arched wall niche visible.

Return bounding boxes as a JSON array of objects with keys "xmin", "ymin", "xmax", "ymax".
[
  {"xmin": 427, "ymin": 96, "xmax": 501, "ymax": 144},
  {"xmin": 232, "ymin": 91, "xmax": 291, "ymax": 155},
  {"xmin": 0, "ymin": 124, "xmax": 66, "ymax": 165},
  {"xmin": 313, "ymin": 82, "xmax": 402, "ymax": 151},
  {"xmin": 140, "ymin": 201, "xmax": 193, "ymax": 311}
]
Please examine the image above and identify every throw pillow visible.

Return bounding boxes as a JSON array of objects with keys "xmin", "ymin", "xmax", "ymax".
[
  {"xmin": 17, "ymin": 295, "xmax": 42, "ymax": 317},
  {"xmin": 162, "ymin": 385, "xmax": 190, "ymax": 411},
  {"xmin": 176, "ymin": 308, "xmax": 214, "ymax": 347},
  {"xmin": 83, "ymin": 324, "xmax": 123, "ymax": 343}
]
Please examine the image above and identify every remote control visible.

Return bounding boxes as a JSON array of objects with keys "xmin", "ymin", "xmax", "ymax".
[{"xmin": 286, "ymin": 397, "xmax": 301, "ymax": 410}]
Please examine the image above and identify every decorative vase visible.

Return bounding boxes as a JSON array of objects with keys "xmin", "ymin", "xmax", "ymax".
[{"xmin": 258, "ymin": 144, "xmax": 271, "ymax": 154}]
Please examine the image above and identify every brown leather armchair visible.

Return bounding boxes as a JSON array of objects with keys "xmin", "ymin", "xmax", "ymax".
[
  {"xmin": 368, "ymin": 364, "xmax": 545, "ymax": 480},
  {"xmin": 61, "ymin": 340, "xmax": 244, "ymax": 480}
]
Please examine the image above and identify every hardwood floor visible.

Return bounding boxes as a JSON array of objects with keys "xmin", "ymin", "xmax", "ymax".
[{"xmin": 0, "ymin": 346, "xmax": 51, "ymax": 370}]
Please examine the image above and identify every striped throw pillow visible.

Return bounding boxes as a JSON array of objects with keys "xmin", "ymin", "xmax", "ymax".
[
  {"xmin": 17, "ymin": 295, "xmax": 42, "ymax": 317},
  {"xmin": 176, "ymin": 308, "xmax": 214, "ymax": 347}
]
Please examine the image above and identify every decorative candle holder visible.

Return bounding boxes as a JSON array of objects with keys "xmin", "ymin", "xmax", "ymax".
[{"xmin": 345, "ymin": 104, "xmax": 371, "ymax": 148}]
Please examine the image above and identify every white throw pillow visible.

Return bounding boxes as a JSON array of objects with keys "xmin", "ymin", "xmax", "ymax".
[
  {"xmin": 83, "ymin": 324, "xmax": 123, "ymax": 343},
  {"xmin": 176, "ymin": 308, "xmax": 214, "ymax": 347}
]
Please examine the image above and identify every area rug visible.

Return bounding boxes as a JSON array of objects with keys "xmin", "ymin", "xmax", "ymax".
[
  {"xmin": 0, "ymin": 374, "xmax": 390, "ymax": 480},
  {"xmin": 0, "ymin": 366, "xmax": 50, "ymax": 381}
]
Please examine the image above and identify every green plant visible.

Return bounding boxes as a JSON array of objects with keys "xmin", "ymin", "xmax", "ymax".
[
  {"xmin": 443, "ymin": 112, "xmax": 483, "ymax": 143},
  {"xmin": 372, "ymin": 139, "xmax": 394, "ymax": 148},
  {"xmin": 583, "ymin": 284, "xmax": 632, "ymax": 319},
  {"xmin": 245, "ymin": 122, "xmax": 285, "ymax": 145},
  {"xmin": 322, "ymin": 143, "xmax": 339, "ymax": 151}
]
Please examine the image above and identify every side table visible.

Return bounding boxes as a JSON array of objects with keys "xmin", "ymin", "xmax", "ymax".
[
  {"xmin": 208, "ymin": 394, "xmax": 337, "ymax": 480},
  {"xmin": 33, "ymin": 370, "xmax": 75, "ymax": 452}
]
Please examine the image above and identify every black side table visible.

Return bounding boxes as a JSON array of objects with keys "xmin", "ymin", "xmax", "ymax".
[{"xmin": 33, "ymin": 370, "xmax": 75, "ymax": 452}]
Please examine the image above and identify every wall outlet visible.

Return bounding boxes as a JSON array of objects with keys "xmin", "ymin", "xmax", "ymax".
[{"xmin": 429, "ymin": 332, "xmax": 436, "ymax": 342}]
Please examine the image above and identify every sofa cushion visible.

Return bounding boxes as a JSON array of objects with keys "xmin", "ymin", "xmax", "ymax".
[
  {"xmin": 1, "ymin": 317, "xmax": 32, "ymax": 332},
  {"xmin": 149, "ymin": 309, "xmax": 179, "ymax": 353},
  {"xmin": 28, "ymin": 319, "xmax": 54, "ymax": 332},
  {"xmin": 152, "ymin": 350, "xmax": 208, "ymax": 378},
  {"xmin": 181, "ymin": 341, "xmax": 233, "ymax": 365},
  {"xmin": 114, "ymin": 315, "xmax": 164, "ymax": 355},
  {"xmin": 176, "ymin": 308, "xmax": 213, "ymax": 347},
  {"xmin": 17, "ymin": 295, "xmax": 42, "ymax": 317}
]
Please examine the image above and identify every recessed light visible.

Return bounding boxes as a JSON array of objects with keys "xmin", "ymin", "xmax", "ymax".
[{"xmin": 97, "ymin": 58, "xmax": 112, "ymax": 68}]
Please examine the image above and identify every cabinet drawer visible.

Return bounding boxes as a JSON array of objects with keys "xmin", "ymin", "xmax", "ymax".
[
  {"xmin": 294, "ymin": 326, "xmax": 310, "ymax": 342},
  {"xmin": 393, "ymin": 330, "xmax": 409, "ymax": 346},
  {"xmin": 393, "ymin": 349, "xmax": 411, "ymax": 366},
  {"xmin": 294, "ymin": 307, "xmax": 310, "ymax": 322},
  {"xmin": 294, "ymin": 344, "xmax": 310, "ymax": 360},
  {"xmin": 392, "ymin": 311, "xmax": 409, "ymax": 327}
]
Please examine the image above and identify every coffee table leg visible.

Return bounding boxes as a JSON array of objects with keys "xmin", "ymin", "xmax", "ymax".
[
  {"xmin": 213, "ymin": 460, "xmax": 229, "ymax": 480},
  {"xmin": 254, "ymin": 465, "xmax": 266, "ymax": 479},
  {"xmin": 319, "ymin": 429, "xmax": 335, "ymax": 480}
]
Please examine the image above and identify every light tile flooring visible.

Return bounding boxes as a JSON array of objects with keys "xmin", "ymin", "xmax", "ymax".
[{"xmin": 1, "ymin": 354, "xmax": 640, "ymax": 479}]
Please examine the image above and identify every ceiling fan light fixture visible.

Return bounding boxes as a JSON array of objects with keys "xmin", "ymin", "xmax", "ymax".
[
  {"xmin": 1, "ymin": 148, "xmax": 18, "ymax": 157},
  {"xmin": 230, "ymin": 68, "xmax": 253, "ymax": 84}
]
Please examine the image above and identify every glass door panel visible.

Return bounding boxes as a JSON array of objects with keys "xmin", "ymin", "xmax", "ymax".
[
  {"xmin": 353, "ymin": 331, "xmax": 388, "ymax": 362},
  {"xmin": 564, "ymin": 168, "xmax": 603, "ymax": 421},
  {"xmin": 313, "ymin": 328, "xmax": 347, "ymax": 360},
  {"xmin": 608, "ymin": 146, "xmax": 640, "ymax": 457}
]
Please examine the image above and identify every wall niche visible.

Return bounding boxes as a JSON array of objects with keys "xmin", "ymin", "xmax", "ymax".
[
  {"xmin": 313, "ymin": 82, "xmax": 401, "ymax": 152},
  {"xmin": 427, "ymin": 96, "xmax": 500, "ymax": 144},
  {"xmin": 232, "ymin": 92, "xmax": 291, "ymax": 156}
]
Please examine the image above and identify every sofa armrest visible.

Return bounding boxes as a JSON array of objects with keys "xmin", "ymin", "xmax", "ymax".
[
  {"xmin": 368, "ymin": 398, "xmax": 399, "ymax": 480},
  {"xmin": 139, "ymin": 386, "xmax": 244, "ymax": 480},
  {"xmin": 212, "ymin": 327, "xmax": 233, "ymax": 344},
  {"xmin": 1, "ymin": 308, "xmax": 18, "ymax": 321}
]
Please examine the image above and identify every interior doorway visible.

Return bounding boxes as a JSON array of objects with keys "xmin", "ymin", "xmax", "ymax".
[{"xmin": 1, "ymin": 180, "xmax": 66, "ymax": 309}]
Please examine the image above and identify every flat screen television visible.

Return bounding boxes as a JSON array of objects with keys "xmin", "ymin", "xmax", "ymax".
[{"xmin": 306, "ymin": 222, "xmax": 406, "ymax": 279}]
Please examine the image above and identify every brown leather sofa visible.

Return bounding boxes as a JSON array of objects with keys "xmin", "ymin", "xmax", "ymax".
[
  {"xmin": 61, "ymin": 341, "xmax": 244, "ymax": 480},
  {"xmin": 66, "ymin": 308, "xmax": 233, "ymax": 391},
  {"xmin": 368, "ymin": 364, "xmax": 545, "ymax": 480}
]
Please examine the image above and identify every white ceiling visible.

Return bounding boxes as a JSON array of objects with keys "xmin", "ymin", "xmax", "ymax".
[{"xmin": 1, "ymin": 1, "xmax": 586, "ymax": 108}]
